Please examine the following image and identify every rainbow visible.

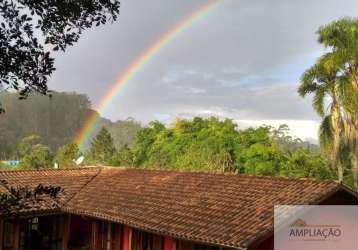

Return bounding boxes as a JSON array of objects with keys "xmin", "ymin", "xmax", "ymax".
[{"xmin": 74, "ymin": 0, "xmax": 222, "ymax": 148}]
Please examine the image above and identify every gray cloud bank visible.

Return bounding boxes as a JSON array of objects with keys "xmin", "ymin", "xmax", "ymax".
[{"xmin": 47, "ymin": 0, "xmax": 358, "ymax": 140}]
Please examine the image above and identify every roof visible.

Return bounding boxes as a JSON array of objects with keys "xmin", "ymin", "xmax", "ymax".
[
  {"xmin": 0, "ymin": 167, "xmax": 350, "ymax": 249},
  {"xmin": 0, "ymin": 168, "xmax": 100, "ymax": 214}
]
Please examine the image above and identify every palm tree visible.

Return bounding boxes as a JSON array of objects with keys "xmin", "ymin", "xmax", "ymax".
[
  {"xmin": 317, "ymin": 18, "xmax": 358, "ymax": 188},
  {"xmin": 298, "ymin": 54, "xmax": 344, "ymax": 182}
]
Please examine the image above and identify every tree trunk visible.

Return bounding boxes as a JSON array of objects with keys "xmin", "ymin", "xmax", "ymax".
[
  {"xmin": 352, "ymin": 154, "xmax": 358, "ymax": 190},
  {"xmin": 337, "ymin": 163, "xmax": 344, "ymax": 183},
  {"xmin": 331, "ymin": 89, "xmax": 342, "ymax": 182},
  {"xmin": 351, "ymin": 119, "xmax": 358, "ymax": 189}
]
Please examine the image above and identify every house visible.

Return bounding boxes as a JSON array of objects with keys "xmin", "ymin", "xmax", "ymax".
[
  {"xmin": 0, "ymin": 167, "xmax": 357, "ymax": 250},
  {"xmin": 0, "ymin": 161, "xmax": 19, "ymax": 167}
]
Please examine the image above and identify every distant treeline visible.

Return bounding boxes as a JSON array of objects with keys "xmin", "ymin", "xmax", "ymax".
[
  {"xmin": 0, "ymin": 92, "xmax": 334, "ymax": 183},
  {"xmin": 120, "ymin": 118, "xmax": 329, "ymax": 179},
  {"xmin": 0, "ymin": 92, "xmax": 141, "ymax": 158}
]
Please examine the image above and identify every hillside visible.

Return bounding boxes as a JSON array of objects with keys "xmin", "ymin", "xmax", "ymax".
[{"xmin": 0, "ymin": 92, "xmax": 141, "ymax": 158}]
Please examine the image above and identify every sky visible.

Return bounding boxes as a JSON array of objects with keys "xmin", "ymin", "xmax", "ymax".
[{"xmin": 48, "ymin": 0, "xmax": 358, "ymax": 143}]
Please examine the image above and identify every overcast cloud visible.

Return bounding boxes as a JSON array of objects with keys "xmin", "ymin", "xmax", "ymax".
[{"xmin": 48, "ymin": 0, "xmax": 358, "ymax": 142}]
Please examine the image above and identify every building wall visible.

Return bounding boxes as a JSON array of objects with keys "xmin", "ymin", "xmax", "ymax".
[
  {"xmin": 0, "ymin": 214, "xmax": 223, "ymax": 250},
  {"xmin": 1, "ymin": 215, "xmax": 64, "ymax": 250}
]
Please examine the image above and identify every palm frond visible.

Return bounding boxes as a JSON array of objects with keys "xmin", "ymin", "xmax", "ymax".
[
  {"xmin": 298, "ymin": 67, "xmax": 319, "ymax": 97},
  {"xmin": 319, "ymin": 115, "xmax": 334, "ymax": 152},
  {"xmin": 312, "ymin": 86, "xmax": 327, "ymax": 117}
]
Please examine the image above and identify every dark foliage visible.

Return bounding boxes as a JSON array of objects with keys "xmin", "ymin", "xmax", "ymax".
[
  {"xmin": 0, "ymin": 92, "xmax": 142, "ymax": 158},
  {"xmin": 0, "ymin": 181, "xmax": 62, "ymax": 215},
  {"xmin": 0, "ymin": 91, "xmax": 91, "ymax": 156},
  {"xmin": 0, "ymin": 0, "xmax": 120, "ymax": 112}
]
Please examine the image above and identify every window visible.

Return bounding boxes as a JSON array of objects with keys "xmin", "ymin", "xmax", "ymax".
[
  {"xmin": 18, "ymin": 215, "xmax": 64, "ymax": 250},
  {"xmin": 176, "ymin": 240, "xmax": 220, "ymax": 250},
  {"xmin": 99, "ymin": 221, "xmax": 122, "ymax": 250},
  {"xmin": 49, "ymin": 215, "xmax": 64, "ymax": 250},
  {"xmin": 3, "ymin": 220, "xmax": 14, "ymax": 250},
  {"xmin": 132, "ymin": 229, "xmax": 163, "ymax": 250}
]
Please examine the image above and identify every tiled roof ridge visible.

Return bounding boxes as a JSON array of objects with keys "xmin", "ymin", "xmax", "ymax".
[
  {"xmin": 0, "ymin": 166, "xmax": 102, "ymax": 174},
  {"xmin": 61, "ymin": 167, "xmax": 103, "ymax": 207},
  {"xmin": 0, "ymin": 166, "xmax": 339, "ymax": 185},
  {"xmin": 101, "ymin": 166, "xmax": 338, "ymax": 184}
]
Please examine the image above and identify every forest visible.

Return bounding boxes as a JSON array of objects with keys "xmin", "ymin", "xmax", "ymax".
[
  {"xmin": 0, "ymin": 92, "xmax": 141, "ymax": 158},
  {"xmin": 0, "ymin": 91, "xmax": 331, "ymax": 181}
]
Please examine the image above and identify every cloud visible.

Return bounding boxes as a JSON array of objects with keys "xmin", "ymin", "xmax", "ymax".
[
  {"xmin": 236, "ymin": 119, "xmax": 320, "ymax": 144},
  {"xmin": 45, "ymin": 0, "xmax": 357, "ymax": 142},
  {"xmin": 153, "ymin": 107, "xmax": 320, "ymax": 143}
]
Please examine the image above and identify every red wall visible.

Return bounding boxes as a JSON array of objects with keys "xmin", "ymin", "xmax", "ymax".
[
  {"xmin": 164, "ymin": 237, "xmax": 173, "ymax": 250},
  {"xmin": 122, "ymin": 225, "xmax": 130, "ymax": 250}
]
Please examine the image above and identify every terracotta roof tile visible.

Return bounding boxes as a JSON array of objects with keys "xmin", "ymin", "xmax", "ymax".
[
  {"xmin": 0, "ymin": 167, "xmax": 101, "ymax": 214},
  {"xmin": 0, "ymin": 167, "xmax": 346, "ymax": 248},
  {"xmin": 63, "ymin": 168, "xmax": 340, "ymax": 249}
]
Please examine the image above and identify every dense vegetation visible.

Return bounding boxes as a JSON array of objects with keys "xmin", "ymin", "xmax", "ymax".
[
  {"xmin": 124, "ymin": 118, "xmax": 330, "ymax": 179},
  {"xmin": 0, "ymin": 92, "xmax": 90, "ymax": 156},
  {"xmin": 0, "ymin": 92, "xmax": 141, "ymax": 159},
  {"xmin": 34, "ymin": 117, "xmax": 325, "ymax": 180},
  {"xmin": 1, "ymin": 112, "xmax": 329, "ymax": 181}
]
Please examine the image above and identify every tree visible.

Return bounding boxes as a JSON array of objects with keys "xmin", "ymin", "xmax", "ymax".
[
  {"xmin": 0, "ymin": 184, "xmax": 62, "ymax": 216},
  {"xmin": 0, "ymin": 92, "xmax": 91, "ymax": 156},
  {"xmin": 317, "ymin": 17, "xmax": 358, "ymax": 188},
  {"xmin": 132, "ymin": 121, "xmax": 166, "ymax": 166},
  {"xmin": 130, "ymin": 117, "xmax": 330, "ymax": 179},
  {"xmin": 19, "ymin": 144, "xmax": 53, "ymax": 169},
  {"xmin": 17, "ymin": 134, "xmax": 42, "ymax": 158},
  {"xmin": 299, "ymin": 17, "xmax": 358, "ymax": 187},
  {"xmin": 16, "ymin": 135, "xmax": 54, "ymax": 169},
  {"xmin": 106, "ymin": 118, "xmax": 142, "ymax": 149},
  {"xmin": 0, "ymin": 0, "xmax": 120, "ymax": 112},
  {"xmin": 235, "ymin": 126, "xmax": 283, "ymax": 176},
  {"xmin": 86, "ymin": 127, "xmax": 116, "ymax": 165},
  {"xmin": 298, "ymin": 53, "xmax": 344, "ymax": 182},
  {"xmin": 111, "ymin": 144, "xmax": 134, "ymax": 167},
  {"xmin": 55, "ymin": 143, "xmax": 80, "ymax": 168},
  {"xmin": 281, "ymin": 148, "xmax": 333, "ymax": 180},
  {"xmin": 0, "ymin": 92, "xmax": 143, "ymax": 158}
]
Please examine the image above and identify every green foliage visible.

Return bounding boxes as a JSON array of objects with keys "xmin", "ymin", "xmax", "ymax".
[
  {"xmin": 19, "ymin": 144, "xmax": 53, "ymax": 170},
  {"xmin": 128, "ymin": 117, "xmax": 331, "ymax": 180},
  {"xmin": 0, "ymin": 0, "xmax": 120, "ymax": 110},
  {"xmin": 132, "ymin": 117, "xmax": 238, "ymax": 171},
  {"xmin": 0, "ymin": 92, "xmax": 143, "ymax": 159},
  {"xmin": 85, "ymin": 127, "xmax": 116, "ymax": 165},
  {"xmin": 17, "ymin": 135, "xmax": 42, "ymax": 158},
  {"xmin": 1, "ymin": 114, "xmax": 332, "ymax": 182},
  {"xmin": 299, "ymin": 17, "xmax": 358, "ymax": 187},
  {"xmin": 106, "ymin": 118, "xmax": 142, "ymax": 149},
  {"xmin": 55, "ymin": 143, "xmax": 80, "ymax": 168},
  {"xmin": 281, "ymin": 149, "xmax": 333, "ymax": 180},
  {"xmin": 0, "ymin": 92, "xmax": 91, "ymax": 157},
  {"xmin": 235, "ymin": 129, "xmax": 284, "ymax": 176},
  {"xmin": 111, "ymin": 145, "xmax": 134, "ymax": 167}
]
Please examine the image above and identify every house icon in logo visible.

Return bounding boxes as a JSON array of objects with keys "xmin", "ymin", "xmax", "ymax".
[{"xmin": 290, "ymin": 218, "xmax": 307, "ymax": 227}]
